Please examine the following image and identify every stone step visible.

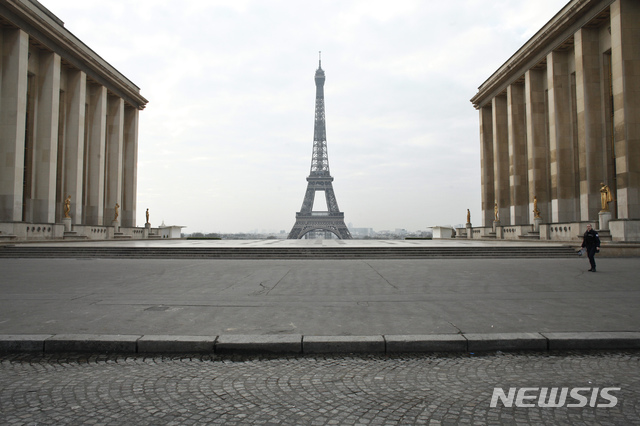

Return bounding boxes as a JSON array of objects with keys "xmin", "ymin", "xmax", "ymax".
[
  {"xmin": 0, "ymin": 245, "xmax": 577, "ymax": 259},
  {"xmin": 596, "ymin": 230, "xmax": 613, "ymax": 242},
  {"xmin": 63, "ymin": 231, "xmax": 89, "ymax": 241},
  {"xmin": 519, "ymin": 233, "xmax": 540, "ymax": 240}
]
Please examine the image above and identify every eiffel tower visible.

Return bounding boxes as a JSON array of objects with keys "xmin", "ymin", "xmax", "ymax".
[{"xmin": 288, "ymin": 55, "xmax": 352, "ymax": 240}]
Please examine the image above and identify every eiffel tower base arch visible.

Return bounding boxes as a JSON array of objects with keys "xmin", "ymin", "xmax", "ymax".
[{"xmin": 288, "ymin": 214, "xmax": 352, "ymax": 239}]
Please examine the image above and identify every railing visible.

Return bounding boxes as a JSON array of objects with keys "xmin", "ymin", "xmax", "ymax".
[{"xmin": 296, "ymin": 212, "xmax": 344, "ymax": 218}]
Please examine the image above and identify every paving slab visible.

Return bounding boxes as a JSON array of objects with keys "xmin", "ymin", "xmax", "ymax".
[
  {"xmin": 0, "ymin": 242, "xmax": 639, "ymax": 353},
  {"xmin": 3, "ymin": 257, "xmax": 639, "ymax": 337}
]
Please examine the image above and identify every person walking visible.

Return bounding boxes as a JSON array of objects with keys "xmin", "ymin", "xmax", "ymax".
[{"xmin": 581, "ymin": 224, "xmax": 600, "ymax": 272}]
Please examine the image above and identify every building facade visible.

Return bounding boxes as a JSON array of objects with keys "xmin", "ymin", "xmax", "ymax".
[
  {"xmin": 0, "ymin": 0, "xmax": 149, "ymax": 240},
  {"xmin": 470, "ymin": 0, "xmax": 640, "ymax": 242}
]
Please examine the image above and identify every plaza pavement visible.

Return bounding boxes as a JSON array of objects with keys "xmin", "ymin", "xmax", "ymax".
[{"xmin": 1, "ymin": 239, "xmax": 639, "ymax": 354}]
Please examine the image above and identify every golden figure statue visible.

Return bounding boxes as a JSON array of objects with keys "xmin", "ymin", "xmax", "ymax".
[
  {"xmin": 533, "ymin": 196, "xmax": 541, "ymax": 219},
  {"xmin": 146, "ymin": 208, "xmax": 150, "ymax": 224},
  {"xmin": 114, "ymin": 203, "xmax": 120, "ymax": 221},
  {"xmin": 494, "ymin": 202, "xmax": 499, "ymax": 221},
  {"xmin": 466, "ymin": 209, "xmax": 471, "ymax": 224},
  {"xmin": 63, "ymin": 195, "xmax": 71, "ymax": 219},
  {"xmin": 600, "ymin": 183, "xmax": 613, "ymax": 212}
]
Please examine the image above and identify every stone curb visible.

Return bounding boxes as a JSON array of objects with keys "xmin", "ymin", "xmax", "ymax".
[
  {"xmin": 303, "ymin": 335, "xmax": 385, "ymax": 354},
  {"xmin": 216, "ymin": 334, "xmax": 303, "ymax": 354},
  {"xmin": 541, "ymin": 332, "xmax": 640, "ymax": 351},
  {"xmin": 0, "ymin": 334, "xmax": 53, "ymax": 352},
  {"xmin": 465, "ymin": 332, "xmax": 548, "ymax": 352},
  {"xmin": 1, "ymin": 332, "xmax": 640, "ymax": 355},
  {"xmin": 384, "ymin": 334, "xmax": 467, "ymax": 353},
  {"xmin": 137, "ymin": 335, "xmax": 217, "ymax": 353},
  {"xmin": 44, "ymin": 334, "xmax": 140, "ymax": 353}
]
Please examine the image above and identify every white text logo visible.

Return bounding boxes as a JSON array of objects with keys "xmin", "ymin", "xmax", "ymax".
[{"xmin": 490, "ymin": 387, "xmax": 620, "ymax": 408}]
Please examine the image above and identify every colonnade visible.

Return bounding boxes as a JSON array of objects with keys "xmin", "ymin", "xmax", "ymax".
[
  {"xmin": 475, "ymin": 0, "xmax": 640, "ymax": 229},
  {"xmin": 0, "ymin": 26, "xmax": 142, "ymax": 228}
]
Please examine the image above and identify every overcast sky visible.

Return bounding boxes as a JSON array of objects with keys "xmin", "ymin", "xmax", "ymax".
[{"xmin": 43, "ymin": 0, "xmax": 569, "ymax": 234}]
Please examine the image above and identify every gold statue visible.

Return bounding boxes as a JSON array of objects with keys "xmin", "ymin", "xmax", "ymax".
[
  {"xmin": 533, "ymin": 196, "xmax": 541, "ymax": 219},
  {"xmin": 146, "ymin": 208, "xmax": 150, "ymax": 224},
  {"xmin": 466, "ymin": 209, "xmax": 471, "ymax": 224},
  {"xmin": 114, "ymin": 203, "xmax": 120, "ymax": 221},
  {"xmin": 494, "ymin": 202, "xmax": 499, "ymax": 221},
  {"xmin": 600, "ymin": 183, "xmax": 613, "ymax": 212},
  {"xmin": 63, "ymin": 195, "xmax": 71, "ymax": 219}
]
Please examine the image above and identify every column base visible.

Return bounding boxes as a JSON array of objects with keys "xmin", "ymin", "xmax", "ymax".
[
  {"xmin": 599, "ymin": 211, "xmax": 612, "ymax": 231},
  {"xmin": 533, "ymin": 217, "xmax": 543, "ymax": 233}
]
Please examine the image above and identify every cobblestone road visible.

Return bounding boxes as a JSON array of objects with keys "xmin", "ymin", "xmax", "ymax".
[{"xmin": 1, "ymin": 351, "xmax": 639, "ymax": 425}]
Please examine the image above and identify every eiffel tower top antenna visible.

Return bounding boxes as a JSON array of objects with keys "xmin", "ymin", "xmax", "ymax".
[{"xmin": 319, "ymin": 50, "xmax": 321, "ymax": 68}]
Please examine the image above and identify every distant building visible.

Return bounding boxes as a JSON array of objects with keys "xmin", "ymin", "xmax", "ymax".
[
  {"xmin": 349, "ymin": 227, "xmax": 375, "ymax": 238},
  {"xmin": 0, "ymin": 0, "xmax": 148, "ymax": 240},
  {"xmin": 471, "ymin": 0, "xmax": 640, "ymax": 242}
]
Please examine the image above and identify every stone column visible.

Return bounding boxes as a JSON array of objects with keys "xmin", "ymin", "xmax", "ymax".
[
  {"xmin": 611, "ymin": 0, "xmax": 640, "ymax": 219},
  {"xmin": 84, "ymin": 84, "xmax": 107, "ymax": 225},
  {"xmin": 62, "ymin": 70, "xmax": 86, "ymax": 223},
  {"xmin": 0, "ymin": 28, "xmax": 28, "ymax": 222},
  {"xmin": 507, "ymin": 83, "xmax": 529, "ymax": 225},
  {"xmin": 547, "ymin": 50, "xmax": 578, "ymax": 223},
  {"xmin": 525, "ymin": 68, "xmax": 551, "ymax": 223},
  {"xmin": 479, "ymin": 106, "xmax": 495, "ymax": 227},
  {"xmin": 32, "ymin": 51, "xmax": 61, "ymax": 224},
  {"xmin": 492, "ymin": 95, "xmax": 510, "ymax": 225},
  {"xmin": 575, "ymin": 27, "xmax": 605, "ymax": 222},
  {"xmin": 104, "ymin": 96, "xmax": 124, "ymax": 224},
  {"xmin": 121, "ymin": 106, "xmax": 138, "ymax": 228}
]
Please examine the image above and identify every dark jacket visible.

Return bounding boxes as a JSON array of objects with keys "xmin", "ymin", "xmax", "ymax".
[{"xmin": 581, "ymin": 229, "xmax": 600, "ymax": 249}]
